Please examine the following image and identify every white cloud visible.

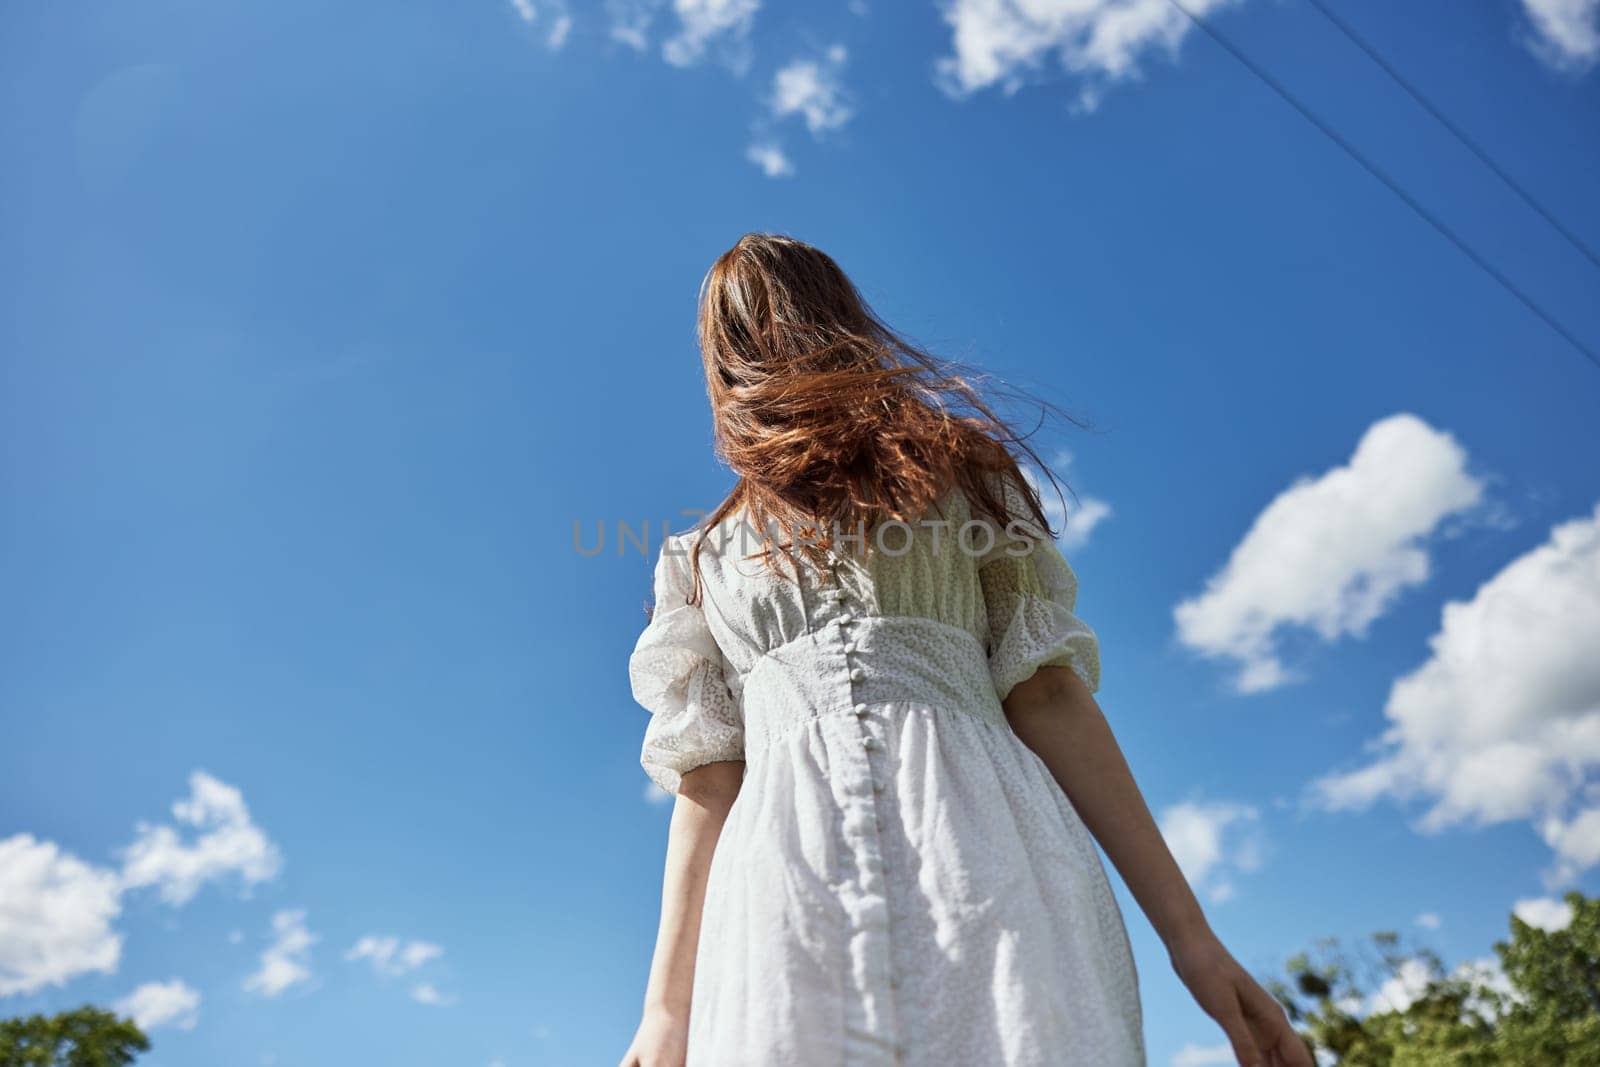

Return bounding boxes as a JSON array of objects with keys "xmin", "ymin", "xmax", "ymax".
[
  {"xmin": 1361, "ymin": 952, "xmax": 1524, "ymax": 1022},
  {"xmin": 0, "ymin": 835, "xmax": 122, "ymax": 997},
  {"xmin": 548, "ymin": 14, "xmax": 574, "ymax": 49},
  {"xmin": 607, "ymin": 0, "xmax": 657, "ymax": 51},
  {"xmin": 244, "ymin": 910, "xmax": 316, "ymax": 998},
  {"xmin": 1158, "ymin": 800, "xmax": 1262, "ymax": 903},
  {"xmin": 1456, "ymin": 953, "xmax": 1521, "ymax": 1021},
  {"xmin": 1520, "ymin": 0, "xmax": 1600, "ymax": 69},
  {"xmin": 1174, "ymin": 414, "xmax": 1485, "ymax": 694},
  {"xmin": 935, "ymin": 0, "xmax": 1241, "ymax": 110},
  {"xmin": 663, "ymin": 0, "xmax": 760, "ymax": 68},
  {"xmin": 745, "ymin": 140, "xmax": 795, "ymax": 178},
  {"xmin": 2, "ymin": 773, "xmax": 286, "ymax": 1000},
  {"xmin": 411, "ymin": 982, "xmax": 455, "ymax": 1006},
  {"xmin": 1541, "ymin": 807, "xmax": 1600, "ymax": 880},
  {"xmin": 509, "ymin": 1, "xmax": 573, "ymax": 50},
  {"xmin": 1331, "ymin": 991, "xmax": 1364, "ymax": 1018},
  {"xmin": 605, "ymin": 0, "xmax": 759, "ymax": 67},
  {"xmin": 1366, "ymin": 956, "xmax": 1434, "ymax": 1015},
  {"xmin": 746, "ymin": 45, "xmax": 853, "ymax": 180},
  {"xmin": 644, "ymin": 779, "xmax": 675, "ymax": 804},
  {"xmin": 113, "ymin": 979, "xmax": 201, "ymax": 1031},
  {"xmin": 771, "ymin": 45, "xmax": 854, "ymax": 136},
  {"xmin": 120, "ymin": 771, "xmax": 282, "ymax": 905},
  {"xmin": 1171, "ymin": 1042, "xmax": 1234, "ymax": 1066},
  {"xmin": 1415, "ymin": 911, "xmax": 1442, "ymax": 930},
  {"xmin": 1057, "ymin": 495, "xmax": 1112, "ymax": 552},
  {"xmin": 1514, "ymin": 895, "xmax": 1575, "ymax": 932},
  {"xmin": 1023, "ymin": 454, "xmax": 1112, "ymax": 553},
  {"xmin": 1311, "ymin": 501, "xmax": 1600, "ymax": 884},
  {"xmin": 345, "ymin": 935, "xmax": 444, "ymax": 977}
]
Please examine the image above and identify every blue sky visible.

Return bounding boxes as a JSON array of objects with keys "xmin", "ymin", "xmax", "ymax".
[{"xmin": 3, "ymin": 1, "xmax": 1598, "ymax": 1064}]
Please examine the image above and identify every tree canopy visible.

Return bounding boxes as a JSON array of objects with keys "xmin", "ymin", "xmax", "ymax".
[
  {"xmin": 1266, "ymin": 889, "xmax": 1600, "ymax": 1065},
  {"xmin": 0, "ymin": 1008, "xmax": 149, "ymax": 1067}
]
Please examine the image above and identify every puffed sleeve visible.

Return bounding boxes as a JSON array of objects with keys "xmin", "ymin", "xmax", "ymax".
[
  {"xmin": 975, "ymin": 475, "xmax": 1102, "ymax": 703},
  {"xmin": 628, "ymin": 536, "xmax": 745, "ymax": 795}
]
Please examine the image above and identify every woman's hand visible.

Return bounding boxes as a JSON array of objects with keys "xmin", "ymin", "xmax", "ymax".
[
  {"xmin": 1169, "ymin": 931, "xmax": 1312, "ymax": 1067},
  {"xmin": 618, "ymin": 1006, "xmax": 689, "ymax": 1067}
]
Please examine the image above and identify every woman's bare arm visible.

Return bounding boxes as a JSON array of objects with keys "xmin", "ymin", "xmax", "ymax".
[
  {"xmin": 1002, "ymin": 665, "xmax": 1311, "ymax": 1067},
  {"xmin": 620, "ymin": 759, "xmax": 745, "ymax": 1067},
  {"xmin": 1002, "ymin": 665, "xmax": 1208, "ymax": 949}
]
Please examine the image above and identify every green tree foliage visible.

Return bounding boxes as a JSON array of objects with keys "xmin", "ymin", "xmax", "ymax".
[
  {"xmin": 0, "ymin": 1007, "xmax": 149, "ymax": 1067},
  {"xmin": 1264, "ymin": 890, "xmax": 1600, "ymax": 1065}
]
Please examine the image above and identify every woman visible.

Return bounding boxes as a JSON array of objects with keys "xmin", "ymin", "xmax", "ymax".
[{"xmin": 620, "ymin": 233, "xmax": 1309, "ymax": 1067}]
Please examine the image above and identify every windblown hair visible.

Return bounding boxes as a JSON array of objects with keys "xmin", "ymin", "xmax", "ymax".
[{"xmin": 683, "ymin": 232, "xmax": 1092, "ymax": 604}]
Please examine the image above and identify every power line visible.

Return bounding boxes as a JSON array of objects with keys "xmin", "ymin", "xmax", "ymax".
[
  {"xmin": 1161, "ymin": 0, "xmax": 1600, "ymax": 373},
  {"xmin": 1303, "ymin": 0, "xmax": 1600, "ymax": 275}
]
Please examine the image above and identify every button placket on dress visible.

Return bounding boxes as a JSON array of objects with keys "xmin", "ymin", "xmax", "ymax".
[{"xmin": 822, "ymin": 551, "xmax": 904, "ymax": 1065}]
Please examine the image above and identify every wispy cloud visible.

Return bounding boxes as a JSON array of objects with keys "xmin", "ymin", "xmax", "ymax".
[
  {"xmin": 1310, "ymin": 501, "xmax": 1600, "ymax": 885},
  {"xmin": 1158, "ymin": 799, "xmax": 1263, "ymax": 904},
  {"xmin": 411, "ymin": 981, "xmax": 456, "ymax": 1006},
  {"xmin": 663, "ymin": 0, "xmax": 762, "ymax": 70},
  {"xmin": 772, "ymin": 45, "xmax": 854, "ymax": 135},
  {"xmin": 1023, "ymin": 452, "xmax": 1112, "ymax": 553},
  {"xmin": 1173, "ymin": 414, "xmax": 1486, "ymax": 694},
  {"xmin": 607, "ymin": 0, "xmax": 657, "ymax": 51},
  {"xmin": 113, "ymin": 979, "xmax": 201, "ymax": 1031},
  {"xmin": 1520, "ymin": 0, "xmax": 1600, "ymax": 70},
  {"xmin": 548, "ymin": 13, "xmax": 574, "ymax": 50},
  {"xmin": 604, "ymin": 0, "xmax": 762, "ymax": 71},
  {"xmin": 747, "ymin": 45, "xmax": 853, "ymax": 178},
  {"xmin": 509, "ymin": 0, "xmax": 574, "ymax": 51},
  {"xmin": 244, "ymin": 910, "xmax": 317, "ymax": 998},
  {"xmin": 345, "ymin": 935, "xmax": 444, "ymax": 977},
  {"xmin": 745, "ymin": 140, "xmax": 795, "ymax": 178}
]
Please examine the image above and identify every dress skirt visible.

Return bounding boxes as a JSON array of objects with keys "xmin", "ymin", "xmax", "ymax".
[{"xmin": 684, "ymin": 619, "xmax": 1146, "ymax": 1066}]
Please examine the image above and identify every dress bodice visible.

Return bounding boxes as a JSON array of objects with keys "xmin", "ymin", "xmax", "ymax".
[{"xmin": 629, "ymin": 475, "xmax": 1102, "ymax": 794}]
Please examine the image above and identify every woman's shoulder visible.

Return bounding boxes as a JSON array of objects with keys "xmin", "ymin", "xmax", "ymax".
[{"xmin": 661, "ymin": 506, "xmax": 755, "ymax": 560}]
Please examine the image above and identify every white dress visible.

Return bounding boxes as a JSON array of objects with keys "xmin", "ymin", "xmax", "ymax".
[{"xmin": 629, "ymin": 477, "xmax": 1146, "ymax": 1066}]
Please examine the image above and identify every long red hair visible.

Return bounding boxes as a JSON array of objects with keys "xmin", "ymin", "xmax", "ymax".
[{"xmin": 684, "ymin": 232, "xmax": 1093, "ymax": 603}]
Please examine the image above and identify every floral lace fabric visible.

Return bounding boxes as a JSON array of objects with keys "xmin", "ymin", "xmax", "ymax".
[
  {"xmin": 627, "ymin": 543, "xmax": 746, "ymax": 795},
  {"xmin": 978, "ymin": 530, "xmax": 1103, "ymax": 702}
]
